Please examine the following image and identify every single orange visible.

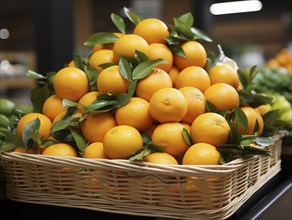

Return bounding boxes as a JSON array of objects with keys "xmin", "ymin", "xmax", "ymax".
[
  {"xmin": 204, "ymin": 83, "xmax": 240, "ymax": 111},
  {"xmin": 190, "ymin": 112, "xmax": 230, "ymax": 146},
  {"xmin": 174, "ymin": 66, "xmax": 211, "ymax": 93}
]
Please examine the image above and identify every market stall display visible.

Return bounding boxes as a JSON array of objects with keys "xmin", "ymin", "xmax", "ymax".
[{"xmin": 0, "ymin": 7, "xmax": 290, "ymax": 220}]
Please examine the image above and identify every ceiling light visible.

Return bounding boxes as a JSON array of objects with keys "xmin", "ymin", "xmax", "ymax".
[{"xmin": 210, "ymin": 0, "xmax": 263, "ymax": 15}]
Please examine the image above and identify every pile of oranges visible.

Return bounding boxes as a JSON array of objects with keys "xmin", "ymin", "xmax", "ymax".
[
  {"xmin": 13, "ymin": 8, "xmax": 267, "ymax": 166},
  {"xmin": 266, "ymin": 48, "xmax": 292, "ymax": 72}
]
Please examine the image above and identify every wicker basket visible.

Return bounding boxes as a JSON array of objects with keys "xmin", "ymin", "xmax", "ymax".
[{"xmin": 0, "ymin": 133, "xmax": 283, "ymax": 220}]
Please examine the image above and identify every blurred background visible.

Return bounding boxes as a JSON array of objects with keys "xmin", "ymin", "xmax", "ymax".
[{"xmin": 0, "ymin": 0, "xmax": 291, "ymax": 104}]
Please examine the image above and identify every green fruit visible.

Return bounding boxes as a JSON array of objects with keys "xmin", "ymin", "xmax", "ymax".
[
  {"xmin": 0, "ymin": 114, "xmax": 11, "ymax": 128},
  {"xmin": 280, "ymin": 109, "xmax": 292, "ymax": 122},
  {"xmin": 14, "ymin": 104, "xmax": 33, "ymax": 115},
  {"xmin": 0, "ymin": 98, "xmax": 16, "ymax": 116}
]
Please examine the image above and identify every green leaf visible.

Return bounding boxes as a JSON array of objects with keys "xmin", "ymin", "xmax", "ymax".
[
  {"xmin": 73, "ymin": 54, "xmax": 84, "ymax": 70},
  {"xmin": 177, "ymin": 12, "xmax": 194, "ymax": 27},
  {"xmin": 206, "ymin": 100, "xmax": 217, "ymax": 113},
  {"xmin": 182, "ymin": 128, "xmax": 192, "ymax": 146},
  {"xmin": 115, "ymin": 93, "xmax": 132, "ymax": 108},
  {"xmin": 228, "ymin": 122, "xmax": 242, "ymax": 145},
  {"xmin": 263, "ymin": 109, "xmax": 280, "ymax": 124},
  {"xmin": 84, "ymin": 32, "xmax": 119, "ymax": 46},
  {"xmin": 242, "ymin": 145, "xmax": 271, "ymax": 156},
  {"xmin": 191, "ymin": 27, "xmax": 213, "ymax": 42},
  {"xmin": 173, "ymin": 17, "xmax": 194, "ymax": 39},
  {"xmin": 134, "ymin": 50, "xmax": 149, "ymax": 63},
  {"xmin": 119, "ymin": 57, "xmax": 132, "ymax": 80},
  {"xmin": 30, "ymin": 85, "xmax": 50, "ymax": 113},
  {"xmin": 123, "ymin": 7, "xmax": 143, "ymax": 25},
  {"xmin": 234, "ymin": 106, "xmax": 248, "ymax": 129},
  {"xmin": 129, "ymin": 147, "xmax": 151, "ymax": 161},
  {"xmin": 26, "ymin": 70, "xmax": 46, "ymax": 80},
  {"xmin": 147, "ymin": 143, "xmax": 165, "ymax": 152},
  {"xmin": 51, "ymin": 129, "xmax": 74, "ymax": 143},
  {"xmin": 132, "ymin": 59, "xmax": 167, "ymax": 80},
  {"xmin": 22, "ymin": 118, "xmax": 41, "ymax": 149},
  {"xmin": 51, "ymin": 117, "xmax": 72, "ymax": 133},
  {"xmin": 62, "ymin": 98, "xmax": 78, "ymax": 108},
  {"xmin": 249, "ymin": 65, "xmax": 258, "ymax": 81},
  {"xmin": 168, "ymin": 44, "xmax": 186, "ymax": 57},
  {"xmin": 111, "ymin": 13, "xmax": 126, "ymax": 34},
  {"xmin": 85, "ymin": 63, "xmax": 99, "ymax": 91},
  {"xmin": 85, "ymin": 100, "xmax": 117, "ymax": 114},
  {"xmin": 238, "ymin": 70, "xmax": 249, "ymax": 89},
  {"xmin": 70, "ymin": 127, "xmax": 87, "ymax": 153},
  {"xmin": 141, "ymin": 133, "xmax": 152, "ymax": 145}
]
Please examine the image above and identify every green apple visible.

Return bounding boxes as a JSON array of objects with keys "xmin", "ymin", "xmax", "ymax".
[
  {"xmin": 271, "ymin": 95, "xmax": 291, "ymax": 114},
  {"xmin": 280, "ymin": 108, "xmax": 292, "ymax": 122}
]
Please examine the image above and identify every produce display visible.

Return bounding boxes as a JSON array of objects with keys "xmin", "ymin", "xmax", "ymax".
[{"xmin": 1, "ymin": 7, "xmax": 290, "ymax": 165}]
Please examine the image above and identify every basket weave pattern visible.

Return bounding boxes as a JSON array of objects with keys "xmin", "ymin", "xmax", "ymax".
[{"xmin": 0, "ymin": 134, "xmax": 283, "ymax": 220}]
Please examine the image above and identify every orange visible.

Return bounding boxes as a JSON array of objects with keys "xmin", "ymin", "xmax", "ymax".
[
  {"xmin": 92, "ymin": 44, "xmax": 103, "ymax": 53},
  {"xmin": 103, "ymin": 125, "xmax": 143, "ymax": 159},
  {"xmin": 236, "ymin": 106, "xmax": 264, "ymax": 136},
  {"xmin": 173, "ymin": 41, "xmax": 207, "ymax": 70},
  {"xmin": 143, "ymin": 152, "xmax": 178, "ymax": 165},
  {"xmin": 115, "ymin": 97, "xmax": 154, "ymax": 131},
  {"xmin": 77, "ymin": 91, "xmax": 99, "ymax": 113},
  {"xmin": 42, "ymin": 143, "xmax": 78, "ymax": 157},
  {"xmin": 178, "ymin": 86, "xmax": 206, "ymax": 124},
  {"xmin": 16, "ymin": 113, "xmax": 52, "ymax": 140},
  {"xmin": 190, "ymin": 112, "xmax": 230, "ymax": 146},
  {"xmin": 83, "ymin": 142, "xmax": 108, "ymax": 158},
  {"xmin": 255, "ymin": 104, "xmax": 271, "ymax": 116},
  {"xmin": 204, "ymin": 83, "xmax": 239, "ymax": 111},
  {"xmin": 149, "ymin": 88, "xmax": 187, "ymax": 123},
  {"xmin": 112, "ymin": 34, "xmax": 149, "ymax": 63},
  {"xmin": 97, "ymin": 65, "xmax": 130, "ymax": 94},
  {"xmin": 135, "ymin": 68, "xmax": 172, "ymax": 101},
  {"xmin": 133, "ymin": 18, "xmax": 169, "ymax": 44},
  {"xmin": 209, "ymin": 63, "xmax": 240, "ymax": 89},
  {"xmin": 148, "ymin": 43, "xmax": 173, "ymax": 72},
  {"xmin": 68, "ymin": 60, "xmax": 75, "ymax": 67},
  {"xmin": 80, "ymin": 112, "xmax": 117, "ymax": 143},
  {"xmin": 53, "ymin": 67, "xmax": 90, "ymax": 101},
  {"xmin": 182, "ymin": 143, "xmax": 220, "ymax": 165},
  {"xmin": 168, "ymin": 65, "xmax": 180, "ymax": 85},
  {"xmin": 151, "ymin": 122, "xmax": 190, "ymax": 158},
  {"xmin": 42, "ymin": 94, "xmax": 66, "ymax": 121},
  {"xmin": 174, "ymin": 66, "xmax": 211, "ymax": 93},
  {"xmin": 88, "ymin": 49, "xmax": 114, "ymax": 72}
]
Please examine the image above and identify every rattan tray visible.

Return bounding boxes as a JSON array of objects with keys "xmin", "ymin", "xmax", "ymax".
[{"xmin": 0, "ymin": 133, "xmax": 283, "ymax": 220}]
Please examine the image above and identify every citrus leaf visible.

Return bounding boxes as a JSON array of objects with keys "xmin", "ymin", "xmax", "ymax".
[
  {"xmin": 173, "ymin": 17, "xmax": 194, "ymax": 39},
  {"xmin": 23, "ymin": 118, "xmax": 41, "ymax": 149},
  {"xmin": 73, "ymin": 54, "xmax": 84, "ymax": 70},
  {"xmin": 26, "ymin": 70, "xmax": 46, "ymax": 80},
  {"xmin": 147, "ymin": 143, "xmax": 165, "ymax": 152},
  {"xmin": 168, "ymin": 44, "xmax": 186, "ymax": 57},
  {"xmin": 51, "ymin": 129, "xmax": 74, "ymax": 143},
  {"xmin": 206, "ymin": 100, "xmax": 217, "ymax": 113},
  {"xmin": 62, "ymin": 98, "xmax": 78, "ymax": 108},
  {"xmin": 127, "ymin": 80, "xmax": 137, "ymax": 97},
  {"xmin": 182, "ymin": 128, "xmax": 192, "ymax": 146},
  {"xmin": 234, "ymin": 106, "xmax": 248, "ymax": 129},
  {"xmin": 30, "ymin": 85, "xmax": 50, "ymax": 113},
  {"xmin": 228, "ymin": 122, "xmax": 242, "ymax": 145},
  {"xmin": 98, "ymin": 62, "xmax": 115, "ymax": 70},
  {"xmin": 129, "ymin": 147, "xmax": 151, "ymax": 161},
  {"xmin": 242, "ymin": 145, "xmax": 271, "ymax": 156},
  {"xmin": 123, "ymin": 6, "xmax": 143, "ymax": 25},
  {"xmin": 132, "ymin": 59, "xmax": 167, "ymax": 80},
  {"xmin": 115, "ymin": 93, "xmax": 132, "ymax": 108},
  {"xmin": 84, "ymin": 32, "xmax": 119, "ymax": 46},
  {"xmin": 134, "ymin": 50, "xmax": 149, "ymax": 63},
  {"xmin": 111, "ymin": 13, "xmax": 126, "ymax": 34},
  {"xmin": 85, "ymin": 100, "xmax": 117, "ymax": 113},
  {"xmin": 263, "ymin": 109, "xmax": 280, "ymax": 124},
  {"xmin": 51, "ymin": 117, "xmax": 72, "ymax": 133},
  {"xmin": 141, "ymin": 132, "xmax": 151, "ymax": 145},
  {"xmin": 85, "ymin": 63, "xmax": 99, "ymax": 91},
  {"xmin": 119, "ymin": 57, "xmax": 132, "ymax": 80},
  {"xmin": 177, "ymin": 12, "xmax": 194, "ymax": 27},
  {"xmin": 191, "ymin": 27, "xmax": 212, "ymax": 42},
  {"xmin": 70, "ymin": 127, "xmax": 87, "ymax": 153}
]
